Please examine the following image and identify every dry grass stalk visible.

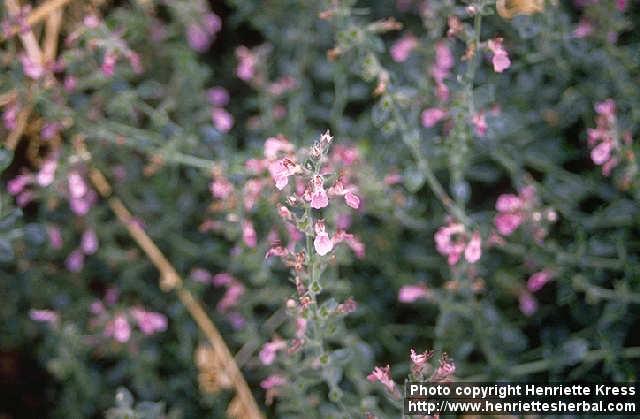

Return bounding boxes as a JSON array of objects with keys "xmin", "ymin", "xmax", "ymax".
[{"xmin": 1, "ymin": 0, "xmax": 74, "ymax": 42}]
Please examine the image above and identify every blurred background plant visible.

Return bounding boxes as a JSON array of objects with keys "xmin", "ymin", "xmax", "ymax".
[{"xmin": 1, "ymin": 0, "xmax": 639, "ymax": 418}]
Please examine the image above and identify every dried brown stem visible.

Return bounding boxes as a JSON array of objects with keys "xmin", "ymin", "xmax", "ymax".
[{"xmin": 1, "ymin": 0, "xmax": 74, "ymax": 42}]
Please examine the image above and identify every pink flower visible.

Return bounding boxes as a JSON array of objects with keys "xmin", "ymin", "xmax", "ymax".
[
  {"xmin": 101, "ymin": 52, "xmax": 117, "ymax": 77},
  {"xmin": 2, "ymin": 103, "xmax": 18, "ymax": 130},
  {"xmin": 16, "ymin": 191, "xmax": 34, "ymax": 207},
  {"xmin": 595, "ymin": 99, "xmax": 616, "ymax": 117},
  {"xmin": 410, "ymin": 349, "xmax": 433, "ymax": 369},
  {"xmin": 131, "ymin": 308, "xmax": 167, "ymax": 335},
  {"xmin": 242, "ymin": 220, "xmax": 257, "ymax": 248},
  {"xmin": 264, "ymin": 135, "xmax": 294, "ymax": 160},
  {"xmin": 190, "ymin": 268, "xmax": 213, "ymax": 283},
  {"xmin": 65, "ymin": 249, "xmax": 84, "ymax": 272},
  {"xmin": 591, "ymin": 141, "xmax": 612, "ymax": 165},
  {"xmin": 37, "ymin": 158, "xmax": 57, "ymax": 186},
  {"xmin": 295, "ymin": 317, "xmax": 307, "ymax": 338},
  {"xmin": 421, "ymin": 107, "xmax": 446, "ymax": 128},
  {"xmin": 68, "ymin": 171, "xmax": 87, "ymax": 198},
  {"xmin": 336, "ymin": 213, "xmax": 352, "ymax": 229},
  {"xmin": 314, "ymin": 233, "xmax": 333, "ymax": 256},
  {"xmin": 270, "ymin": 158, "xmax": 299, "ymax": 190},
  {"xmin": 330, "ymin": 144, "xmax": 359, "ymax": 166},
  {"xmin": 30, "ymin": 309, "xmax": 58, "ymax": 323},
  {"xmin": 344, "ymin": 191, "xmax": 360, "ymax": 209},
  {"xmin": 398, "ymin": 284, "xmax": 429, "ymax": 303},
  {"xmin": 83, "ymin": 14, "xmax": 100, "ymax": 28},
  {"xmin": 217, "ymin": 282, "xmax": 245, "ymax": 313},
  {"xmin": 126, "ymin": 51, "xmax": 143, "ymax": 74},
  {"xmin": 109, "ymin": 314, "xmax": 131, "ymax": 343},
  {"xmin": 336, "ymin": 297, "xmax": 357, "ymax": 313},
  {"xmin": 259, "ymin": 339, "xmax": 287, "ymax": 365},
  {"xmin": 63, "ymin": 75, "xmax": 77, "ymax": 92},
  {"xmin": 527, "ymin": 270, "xmax": 552, "ymax": 292},
  {"xmin": 41, "ymin": 122, "xmax": 61, "ymax": 140},
  {"xmin": 434, "ymin": 41, "xmax": 454, "ymax": 72},
  {"xmin": 464, "ymin": 232, "xmax": 482, "ymax": 263},
  {"xmin": 314, "ymin": 220, "xmax": 333, "ymax": 256},
  {"xmin": 202, "ymin": 13, "xmax": 222, "ymax": 35},
  {"xmin": 20, "ymin": 54, "xmax": 45, "ymax": 79},
  {"xmin": 47, "ymin": 226, "xmax": 63, "ymax": 250},
  {"xmin": 212, "ymin": 273, "xmax": 234, "ymax": 287},
  {"xmin": 105, "ymin": 287, "xmax": 120, "ymax": 305},
  {"xmin": 90, "ymin": 300, "xmax": 105, "ymax": 314},
  {"xmin": 495, "ymin": 194, "xmax": 521, "ymax": 212},
  {"xmin": 432, "ymin": 354, "xmax": 456, "ymax": 382},
  {"xmin": 265, "ymin": 244, "xmax": 289, "ymax": 259},
  {"xmin": 494, "ymin": 213, "xmax": 522, "ymax": 236},
  {"xmin": 519, "ymin": 292, "xmax": 538, "ymax": 316},
  {"xmin": 310, "ymin": 176, "xmax": 329, "ymax": 209},
  {"xmin": 236, "ymin": 46, "xmax": 256, "ymax": 81},
  {"xmin": 7, "ymin": 174, "xmax": 32, "ymax": 195},
  {"xmin": 211, "ymin": 107, "xmax": 234, "ymax": 132},
  {"xmin": 207, "ymin": 87, "xmax": 230, "ymax": 107},
  {"xmin": 487, "ymin": 38, "xmax": 511, "ymax": 73},
  {"xmin": 573, "ymin": 18, "xmax": 593, "ymax": 38},
  {"xmin": 69, "ymin": 189, "xmax": 96, "ymax": 215},
  {"xmin": 390, "ymin": 34, "xmax": 418, "ymax": 62},
  {"xmin": 81, "ymin": 228, "xmax": 99, "ymax": 255},
  {"xmin": 472, "ymin": 112, "xmax": 488, "ymax": 136},
  {"xmin": 187, "ymin": 24, "xmax": 211, "ymax": 52},
  {"xmin": 367, "ymin": 365, "xmax": 396, "ymax": 393},
  {"xmin": 434, "ymin": 221, "xmax": 466, "ymax": 265},
  {"xmin": 616, "ymin": 0, "xmax": 628, "ymax": 11},
  {"xmin": 210, "ymin": 177, "xmax": 233, "ymax": 199},
  {"xmin": 260, "ymin": 374, "xmax": 287, "ymax": 389}
]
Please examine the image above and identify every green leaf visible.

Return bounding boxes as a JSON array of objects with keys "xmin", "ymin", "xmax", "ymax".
[
  {"xmin": 0, "ymin": 238, "xmax": 14, "ymax": 262},
  {"xmin": 0, "ymin": 147, "xmax": 13, "ymax": 174}
]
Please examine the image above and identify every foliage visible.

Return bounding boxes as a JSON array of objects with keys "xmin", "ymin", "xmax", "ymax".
[{"xmin": 1, "ymin": 0, "xmax": 639, "ymax": 417}]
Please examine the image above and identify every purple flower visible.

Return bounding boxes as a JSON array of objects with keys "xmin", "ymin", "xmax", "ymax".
[
  {"xmin": 107, "ymin": 314, "xmax": 131, "ymax": 343},
  {"xmin": 527, "ymin": 271, "xmax": 552, "ymax": 292},
  {"xmin": 29, "ymin": 309, "xmax": 58, "ymax": 323},
  {"xmin": 190, "ymin": 268, "xmax": 213, "ymax": 283},
  {"xmin": 211, "ymin": 107, "xmax": 234, "ymax": 132},
  {"xmin": 101, "ymin": 52, "xmax": 117, "ymax": 77},
  {"xmin": 259, "ymin": 339, "xmax": 287, "ymax": 365},
  {"xmin": 398, "ymin": 284, "xmax": 429, "ymax": 303},
  {"xmin": 187, "ymin": 24, "xmax": 211, "ymax": 52},
  {"xmin": 65, "ymin": 249, "xmax": 84, "ymax": 272},
  {"xmin": 519, "ymin": 292, "xmax": 538, "ymax": 316},
  {"xmin": 47, "ymin": 226, "xmax": 63, "ymax": 250},
  {"xmin": 207, "ymin": 87, "xmax": 230, "ymax": 107},
  {"xmin": 131, "ymin": 308, "xmax": 168, "ymax": 335},
  {"xmin": 41, "ymin": 122, "xmax": 61, "ymax": 140},
  {"xmin": 81, "ymin": 228, "xmax": 99, "ymax": 255},
  {"xmin": 202, "ymin": 13, "xmax": 222, "ymax": 35}
]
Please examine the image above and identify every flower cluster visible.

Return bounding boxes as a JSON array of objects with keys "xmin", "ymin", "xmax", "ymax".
[
  {"xmin": 487, "ymin": 38, "xmax": 511, "ymax": 73},
  {"xmin": 434, "ymin": 219, "xmax": 482, "ymax": 266},
  {"xmin": 519, "ymin": 270, "xmax": 554, "ymax": 317},
  {"xmin": 207, "ymin": 86, "xmax": 233, "ymax": 133},
  {"xmin": 90, "ymin": 292, "xmax": 167, "ymax": 344},
  {"xmin": 186, "ymin": 12, "xmax": 221, "ymax": 52},
  {"xmin": 264, "ymin": 131, "xmax": 365, "ymax": 261},
  {"xmin": 367, "ymin": 350, "xmax": 456, "ymax": 398},
  {"xmin": 493, "ymin": 185, "xmax": 556, "ymax": 242}
]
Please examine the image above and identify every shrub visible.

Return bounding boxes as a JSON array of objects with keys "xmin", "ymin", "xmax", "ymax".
[{"xmin": 1, "ymin": 0, "xmax": 639, "ymax": 417}]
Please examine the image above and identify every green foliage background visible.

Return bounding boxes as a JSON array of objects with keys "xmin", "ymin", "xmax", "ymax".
[{"xmin": 1, "ymin": 0, "xmax": 639, "ymax": 417}]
